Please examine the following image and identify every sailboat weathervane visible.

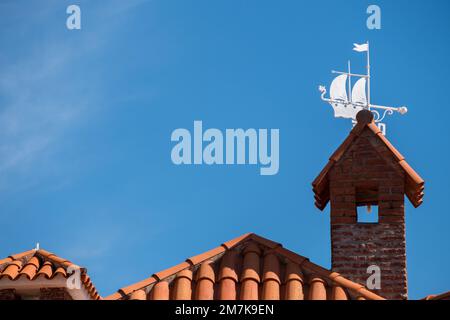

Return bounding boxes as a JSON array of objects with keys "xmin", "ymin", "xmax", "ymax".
[{"xmin": 319, "ymin": 42, "xmax": 407, "ymax": 135}]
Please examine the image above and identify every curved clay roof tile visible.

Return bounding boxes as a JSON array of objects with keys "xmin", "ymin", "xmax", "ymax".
[
  {"xmin": 16, "ymin": 256, "xmax": 40, "ymax": 280},
  {"xmin": 173, "ymin": 269, "xmax": 193, "ymax": 300},
  {"xmin": 129, "ymin": 289, "xmax": 146, "ymax": 300},
  {"xmin": 0, "ymin": 261, "xmax": 22, "ymax": 280},
  {"xmin": 331, "ymin": 286, "xmax": 348, "ymax": 300},
  {"xmin": 53, "ymin": 267, "xmax": 67, "ymax": 278},
  {"xmin": 36, "ymin": 261, "xmax": 53, "ymax": 279},
  {"xmin": 105, "ymin": 233, "xmax": 387, "ymax": 301},
  {"xmin": 283, "ymin": 262, "xmax": 304, "ymax": 300},
  {"xmin": 195, "ymin": 262, "xmax": 215, "ymax": 300},
  {"xmin": 150, "ymin": 281, "xmax": 169, "ymax": 300},
  {"xmin": 309, "ymin": 277, "xmax": 328, "ymax": 300},
  {"xmin": 218, "ymin": 250, "xmax": 238, "ymax": 282}
]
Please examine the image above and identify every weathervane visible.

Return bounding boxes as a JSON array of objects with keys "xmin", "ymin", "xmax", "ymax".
[{"xmin": 319, "ymin": 42, "xmax": 407, "ymax": 135}]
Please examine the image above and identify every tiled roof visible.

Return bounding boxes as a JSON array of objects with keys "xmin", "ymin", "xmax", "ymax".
[
  {"xmin": 422, "ymin": 290, "xmax": 450, "ymax": 300},
  {"xmin": 312, "ymin": 115, "xmax": 424, "ymax": 210},
  {"xmin": 0, "ymin": 249, "xmax": 100, "ymax": 300},
  {"xmin": 105, "ymin": 233, "xmax": 385, "ymax": 300}
]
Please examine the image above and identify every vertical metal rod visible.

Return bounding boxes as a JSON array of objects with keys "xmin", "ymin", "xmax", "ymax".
[
  {"xmin": 348, "ymin": 60, "xmax": 352, "ymax": 103},
  {"xmin": 367, "ymin": 41, "xmax": 371, "ymax": 109}
]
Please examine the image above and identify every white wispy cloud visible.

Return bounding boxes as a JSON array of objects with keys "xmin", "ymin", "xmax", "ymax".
[{"xmin": 0, "ymin": 0, "xmax": 146, "ymax": 192}]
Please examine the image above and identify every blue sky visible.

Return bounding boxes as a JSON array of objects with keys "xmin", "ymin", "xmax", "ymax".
[{"xmin": 0, "ymin": 0, "xmax": 449, "ymax": 299}]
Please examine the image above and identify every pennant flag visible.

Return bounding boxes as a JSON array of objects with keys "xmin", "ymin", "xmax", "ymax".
[{"xmin": 353, "ymin": 43, "xmax": 369, "ymax": 52}]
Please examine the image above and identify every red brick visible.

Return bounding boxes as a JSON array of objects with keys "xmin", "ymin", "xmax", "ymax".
[
  {"xmin": 0, "ymin": 289, "xmax": 18, "ymax": 300},
  {"xmin": 327, "ymin": 129, "xmax": 409, "ymax": 300},
  {"xmin": 40, "ymin": 288, "xmax": 72, "ymax": 300}
]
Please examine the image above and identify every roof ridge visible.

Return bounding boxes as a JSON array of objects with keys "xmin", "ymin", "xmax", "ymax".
[
  {"xmin": 105, "ymin": 233, "xmax": 256, "ymax": 299},
  {"xmin": 0, "ymin": 248, "xmax": 100, "ymax": 300},
  {"xmin": 422, "ymin": 290, "xmax": 450, "ymax": 300},
  {"xmin": 0, "ymin": 249, "xmax": 36, "ymax": 266},
  {"xmin": 105, "ymin": 232, "xmax": 386, "ymax": 300},
  {"xmin": 312, "ymin": 121, "xmax": 424, "ymax": 209},
  {"xmin": 35, "ymin": 249, "xmax": 75, "ymax": 269}
]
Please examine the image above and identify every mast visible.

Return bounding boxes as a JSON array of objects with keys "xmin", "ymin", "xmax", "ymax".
[
  {"xmin": 318, "ymin": 41, "xmax": 408, "ymax": 132},
  {"xmin": 366, "ymin": 41, "xmax": 371, "ymax": 109},
  {"xmin": 348, "ymin": 60, "xmax": 352, "ymax": 103}
]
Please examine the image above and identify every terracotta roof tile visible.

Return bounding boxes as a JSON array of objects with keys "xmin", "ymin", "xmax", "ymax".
[
  {"xmin": 221, "ymin": 233, "xmax": 252, "ymax": 249},
  {"xmin": 36, "ymin": 261, "xmax": 53, "ymax": 279},
  {"xmin": 284, "ymin": 262, "xmax": 304, "ymax": 300},
  {"xmin": 18, "ymin": 257, "xmax": 40, "ymax": 280},
  {"xmin": 262, "ymin": 253, "xmax": 281, "ymax": 284},
  {"xmin": 308, "ymin": 277, "xmax": 327, "ymax": 300},
  {"xmin": 129, "ymin": 289, "xmax": 146, "ymax": 300},
  {"xmin": 0, "ymin": 249, "xmax": 100, "ymax": 300},
  {"xmin": 331, "ymin": 286, "xmax": 348, "ymax": 300},
  {"xmin": 153, "ymin": 261, "xmax": 191, "ymax": 281},
  {"xmin": 105, "ymin": 233, "xmax": 386, "ymax": 300},
  {"xmin": 262, "ymin": 253, "xmax": 281, "ymax": 300},
  {"xmin": 217, "ymin": 250, "xmax": 239, "ymax": 300},
  {"xmin": 105, "ymin": 292, "xmax": 123, "ymax": 300},
  {"xmin": 248, "ymin": 234, "xmax": 281, "ymax": 249},
  {"xmin": 218, "ymin": 250, "xmax": 239, "ymax": 282},
  {"xmin": 312, "ymin": 116, "xmax": 424, "ymax": 210},
  {"xmin": 119, "ymin": 276, "xmax": 157, "ymax": 296},
  {"xmin": 1, "ymin": 261, "xmax": 22, "ymax": 280},
  {"xmin": 422, "ymin": 290, "xmax": 450, "ymax": 300},
  {"xmin": 187, "ymin": 246, "xmax": 225, "ymax": 265},
  {"xmin": 195, "ymin": 261, "xmax": 215, "ymax": 300},
  {"xmin": 150, "ymin": 281, "xmax": 169, "ymax": 300},
  {"xmin": 173, "ymin": 269, "xmax": 193, "ymax": 300},
  {"xmin": 7, "ymin": 250, "xmax": 35, "ymax": 262}
]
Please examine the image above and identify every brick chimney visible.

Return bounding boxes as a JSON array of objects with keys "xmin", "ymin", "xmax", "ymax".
[{"xmin": 312, "ymin": 110, "xmax": 424, "ymax": 300}]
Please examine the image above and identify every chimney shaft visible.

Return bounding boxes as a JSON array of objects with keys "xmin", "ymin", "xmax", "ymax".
[
  {"xmin": 328, "ymin": 111, "xmax": 407, "ymax": 299},
  {"xmin": 313, "ymin": 109, "xmax": 424, "ymax": 299}
]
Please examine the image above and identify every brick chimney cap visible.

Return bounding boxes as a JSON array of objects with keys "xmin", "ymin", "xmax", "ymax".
[{"xmin": 356, "ymin": 110, "xmax": 374, "ymax": 124}]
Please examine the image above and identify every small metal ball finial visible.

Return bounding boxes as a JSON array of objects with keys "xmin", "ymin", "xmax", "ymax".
[{"xmin": 356, "ymin": 109, "xmax": 374, "ymax": 124}]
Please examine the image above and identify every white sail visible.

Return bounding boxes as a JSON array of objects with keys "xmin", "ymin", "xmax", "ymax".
[
  {"xmin": 330, "ymin": 74, "xmax": 348, "ymax": 102},
  {"xmin": 329, "ymin": 74, "xmax": 352, "ymax": 119},
  {"xmin": 351, "ymin": 77, "xmax": 367, "ymax": 106}
]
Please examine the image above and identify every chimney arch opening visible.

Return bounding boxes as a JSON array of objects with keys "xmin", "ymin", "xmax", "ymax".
[{"xmin": 357, "ymin": 204, "xmax": 379, "ymax": 223}]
